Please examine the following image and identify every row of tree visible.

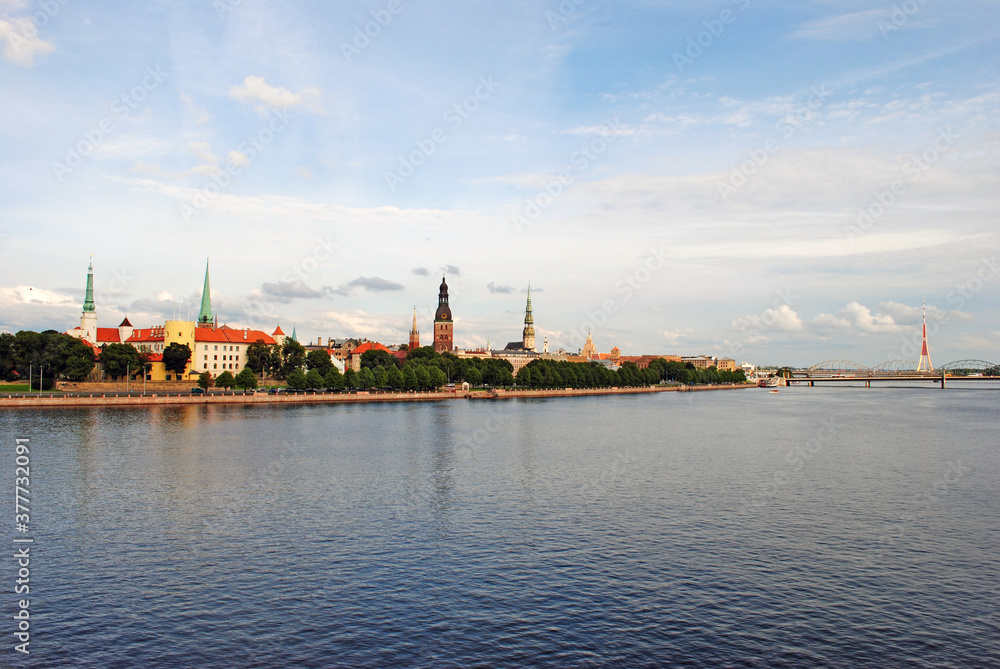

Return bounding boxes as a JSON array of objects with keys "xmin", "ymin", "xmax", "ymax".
[{"xmin": 0, "ymin": 331, "xmax": 96, "ymax": 389}]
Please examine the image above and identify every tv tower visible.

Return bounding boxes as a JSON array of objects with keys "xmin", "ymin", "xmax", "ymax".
[{"xmin": 916, "ymin": 296, "xmax": 934, "ymax": 372}]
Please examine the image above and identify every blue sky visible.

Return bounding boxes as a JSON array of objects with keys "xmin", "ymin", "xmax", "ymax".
[{"xmin": 1, "ymin": 0, "xmax": 998, "ymax": 367}]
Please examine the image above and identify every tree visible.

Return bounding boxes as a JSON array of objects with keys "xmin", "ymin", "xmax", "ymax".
[
  {"xmin": 163, "ymin": 342, "xmax": 192, "ymax": 378},
  {"xmin": 306, "ymin": 349, "xmax": 333, "ymax": 376},
  {"xmin": 246, "ymin": 340, "xmax": 273, "ymax": 376},
  {"xmin": 402, "ymin": 366, "xmax": 417, "ymax": 391},
  {"xmin": 465, "ymin": 367, "xmax": 482, "ymax": 387},
  {"xmin": 305, "ymin": 369, "xmax": 324, "ymax": 389},
  {"xmin": 415, "ymin": 366, "xmax": 430, "ymax": 390},
  {"xmin": 287, "ymin": 368, "xmax": 307, "ymax": 389},
  {"xmin": 385, "ymin": 365, "xmax": 403, "ymax": 389},
  {"xmin": 198, "ymin": 371, "xmax": 214, "ymax": 389},
  {"xmin": 428, "ymin": 366, "xmax": 446, "ymax": 389},
  {"xmin": 517, "ymin": 367, "xmax": 532, "ymax": 387},
  {"xmin": 279, "ymin": 339, "xmax": 306, "ymax": 379},
  {"xmin": 100, "ymin": 343, "xmax": 143, "ymax": 379},
  {"xmin": 0, "ymin": 332, "xmax": 16, "ymax": 381},
  {"xmin": 234, "ymin": 367, "xmax": 258, "ymax": 390},
  {"xmin": 60, "ymin": 337, "xmax": 96, "ymax": 381},
  {"xmin": 357, "ymin": 367, "xmax": 375, "ymax": 389},
  {"xmin": 216, "ymin": 371, "xmax": 236, "ymax": 389},
  {"xmin": 324, "ymin": 367, "xmax": 345, "ymax": 390},
  {"xmin": 361, "ymin": 349, "xmax": 398, "ymax": 371},
  {"xmin": 344, "ymin": 368, "xmax": 358, "ymax": 390}
]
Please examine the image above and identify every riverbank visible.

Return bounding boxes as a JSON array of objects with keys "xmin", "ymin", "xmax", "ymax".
[{"xmin": 0, "ymin": 383, "xmax": 754, "ymax": 409}]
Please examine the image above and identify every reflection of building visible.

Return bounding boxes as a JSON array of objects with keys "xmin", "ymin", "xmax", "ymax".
[
  {"xmin": 433, "ymin": 275, "xmax": 453, "ymax": 353},
  {"xmin": 67, "ymin": 259, "xmax": 279, "ymax": 381}
]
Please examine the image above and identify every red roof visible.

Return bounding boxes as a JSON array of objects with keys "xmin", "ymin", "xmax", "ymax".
[
  {"xmin": 273, "ymin": 325, "xmax": 285, "ymax": 336},
  {"xmin": 95, "ymin": 328, "xmax": 121, "ymax": 343},
  {"xmin": 119, "ymin": 317, "xmax": 133, "ymax": 327},
  {"xmin": 350, "ymin": 342, "xmax": 391, "ymax": 357},
  {"xmin": 194, "ymin": 327, "xmax": 276, "ymax": 345}
]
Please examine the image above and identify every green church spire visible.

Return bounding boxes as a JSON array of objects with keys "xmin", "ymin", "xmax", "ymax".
[
  {"xmin": 83, "ymin": 257, "xmax": 95, "ymax": 313},
  {"xmin": 198, "ymin": 259, "xmax": 212, "ymax": 324},
  {"xmin": 290, "ymin": 324, "xmax": 298, "ymax": 342}
]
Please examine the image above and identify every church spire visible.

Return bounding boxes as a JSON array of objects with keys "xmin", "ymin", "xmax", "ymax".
[
  {"xmin": 83, "ymin": 256, "xmax": 95, "ymax": 313},
  {"xmin": 409, "ymin": 306, "xmax": 420, "ymax": 350},
  {"xmin": 198, "ymin": 259, "xmax": 212, "ymax": 325},
  {"xmin": 522, "ymin": 281, "xmax": 536, "ymax": 351}
]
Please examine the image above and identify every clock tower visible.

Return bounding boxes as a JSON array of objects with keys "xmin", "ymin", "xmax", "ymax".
[{"xmin": 433, "ymin": 275, "xmax": 453, "ymax": 353}]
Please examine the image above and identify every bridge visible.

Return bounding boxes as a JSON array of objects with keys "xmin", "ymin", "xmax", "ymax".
[{"xmin": 786, "ymin": 359, "xmax": 1000, "ymax": 389}]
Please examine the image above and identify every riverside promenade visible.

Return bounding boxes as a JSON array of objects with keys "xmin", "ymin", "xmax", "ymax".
[{"xmin": 0, "ymin": 384, "xmax": 753, "ymax": 409}]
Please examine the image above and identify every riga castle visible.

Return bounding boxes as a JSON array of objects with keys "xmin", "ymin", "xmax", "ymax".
[{"xmin": 67, "ymin": 260, "xmax": 284, "ymax": 382}]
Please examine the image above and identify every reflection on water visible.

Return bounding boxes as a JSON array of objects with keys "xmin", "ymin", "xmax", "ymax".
[{"xmin": 1, "ymin": 387, "xmax": 997, "ymax": 668}]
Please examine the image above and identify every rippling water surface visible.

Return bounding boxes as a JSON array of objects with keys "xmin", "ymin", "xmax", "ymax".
[{"xmin": 2, "ymin": 386, "xmax": 998, "ymax": 667}]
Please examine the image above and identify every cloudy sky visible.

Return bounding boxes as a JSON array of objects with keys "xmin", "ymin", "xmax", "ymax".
[{"xmin": 1, "ymin": 0, "xmax": 998, "ymax": 366}]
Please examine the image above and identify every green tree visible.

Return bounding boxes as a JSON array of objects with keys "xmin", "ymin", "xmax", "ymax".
[
  {"xmin": 162, "ymin": 342, "xmax": 192, "ymax": 378},
  {"xmin": 246, "ymin": 340, "xmax": 272, "ymax": 376},
  {"xmin": 344, "ymin": 368, "xmax": 358, "ymax": 390},
  {"xmin": 0, "ymin": 332, "xmax": 17, "ymax": 381},
  {"xmin": 60, "ymin": 336, "xmax": 96, "ymax": 381},
  {"xmin": 361, "ymin": 349, "xmax": 398, "ymax": 371},
  {"xmin": 517, "ymin": 367, "xmax": 532, "ymax": 387},
  {"xmin": 100, "ymin": 343, "xmax": 143, "ymax": 379},
  {"xmin": 306, "ymin": 349, "xmax": 333, "ymax": 376},
  {"xmin": 358, "ymin": 367, "xmax": 375, "ymax": 389},
  {"xmin": 428, "ymin": 366, "xmax": 446, "ymax": 389},
  {"xmin": 287, "ymin": 368, "xmax": 307, "ymax": 389},
  {"xmin": 305, "ymin": 369, "xmax": 325, "ymax": 389},
  {"xmin": 198, "ymin": 371, "xmax": 214, "ymax": 389},
  {"xmin": 402, "ymin": 366, "xmax": 418, "ymax": 391},
  {"xmin": 415, "ymin": 366, "xmax": 430, "ymax": 390},
  {"xmin": 324, "ymin": 367, "xmax": 346, "ymax": 390},
  {"xmin": 280, "ymin": 339, "xmax": 306, "ymax": 379},
  {"xmin": 216, "ymin": 371, "xmax": 236, "ymax": 389},
  {"xmin": 234, "ymin": 367, "xmax": 258, "ymax": 390},
  {"xmin": 465, "ymin": 367, "xmax": 482, "ymax": 387},
  {"xmin": 386, "ymin": 366, "xmax": 403, "ymax": 389}
]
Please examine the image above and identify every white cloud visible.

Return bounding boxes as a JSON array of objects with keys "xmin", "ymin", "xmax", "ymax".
[
  {"xmin": 180, "ymin": 92, "xmax": 212, "ymax": 125},
  {"xmin": 0, "ymin": 16, "xmax": 54, "ymax": 66},
  {"xmin": 790, "ymin": 10, "xmax": 888, "ymax": 42},
  {"xmin": 732, "ymin": 304, "xmax": 804, "ymax": 333},
  {"xmin": 660, "ymin": 328, "xmax": 693, "ymax": 345},
  {"xmin": 839, "ymin": 301, "xmax": 904, "ymax": 334},
  {"xmin": 0, "ymin": 285, "xmax": 75, "ymax": 308},
  {"xmin": 228, "ymin": 75, "xmax": 322, "ymax": 114}
]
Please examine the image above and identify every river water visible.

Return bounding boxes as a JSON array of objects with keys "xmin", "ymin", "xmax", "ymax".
[{"xmin": 2, "ymin": 386, "xmax": 997, "ymax": 667}]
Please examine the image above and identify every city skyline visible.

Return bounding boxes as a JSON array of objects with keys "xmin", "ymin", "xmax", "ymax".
[{"xmin": 1, "ymin": 1, "xmax": 998, "ymax": 366}]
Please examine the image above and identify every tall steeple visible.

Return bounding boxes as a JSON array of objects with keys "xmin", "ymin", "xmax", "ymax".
[
  {"xmin": 291, "ymin": 324, "xmax": 298, "ymax": 342},
  {"xmin": 198, "ymin": 259, "xmax": 213, "ymax": 326},
  {"xmin": 409, "ymin": 306, "xmax": 420, "ymax": 350},
  {"xmin": 522, "ymin": 282, "xmax": 535, "ymax": 352},
  {"xmin": 83, "ymin": 256, "xmax": 95, "ymax": 313}
]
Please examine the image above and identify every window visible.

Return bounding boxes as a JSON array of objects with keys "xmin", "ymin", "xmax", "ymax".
[
  {"xmin": 213, "ymin": 363, "xmax": 217, "ymax": 369},
  {"xmin": 214, "ymin": 345, "xmax": 218, "ymax": 351},
  {"xmin": 204, "ymin": 345, "xmax": 208, "ymax": 350}
]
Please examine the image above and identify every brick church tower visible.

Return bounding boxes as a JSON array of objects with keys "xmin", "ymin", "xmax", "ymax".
[{"xmin": 433, "ymin": 275, "xmax": 453, "ymax": 353}]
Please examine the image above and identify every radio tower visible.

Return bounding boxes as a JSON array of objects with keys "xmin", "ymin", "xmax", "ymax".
[{"xmin": 916, "ymin": 295, "xmax": 934, "ymax": 372}]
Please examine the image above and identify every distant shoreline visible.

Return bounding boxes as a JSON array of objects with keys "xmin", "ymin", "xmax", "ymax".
[{"xmin": 0, "ymin": 383, "xmax": 754, "ymax": 409}]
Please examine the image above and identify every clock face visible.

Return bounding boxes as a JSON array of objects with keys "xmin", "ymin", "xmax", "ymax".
[{"xmin": 439, "ymin": 312, "xmax": 446, "ymax": 319}]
